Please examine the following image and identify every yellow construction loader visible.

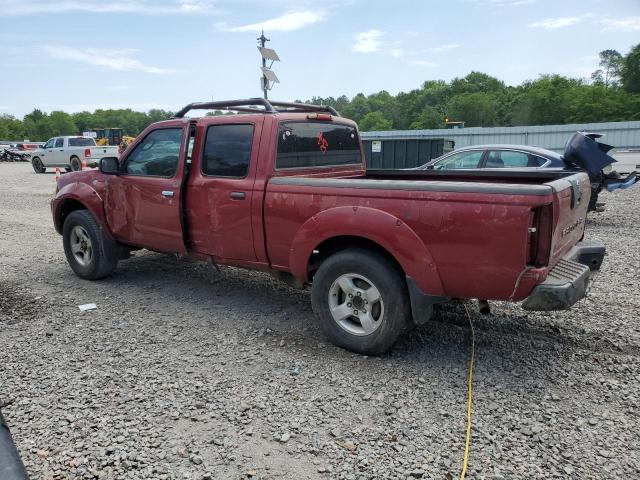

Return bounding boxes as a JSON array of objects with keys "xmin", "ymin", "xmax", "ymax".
[{"xmin": 92, "ymin": 128, "xmax": 136, "ymax": 153}]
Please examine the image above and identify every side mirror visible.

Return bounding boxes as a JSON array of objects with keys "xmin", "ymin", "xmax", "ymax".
[{"xmin": 100, "ymin": 156, "xmax": 120, "ymax": 175}]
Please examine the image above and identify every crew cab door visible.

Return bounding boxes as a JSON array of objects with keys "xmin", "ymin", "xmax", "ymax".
[
  {"xmin": 52, "ymin": 137, "xmax": 65, "ymax": 165},
  {"xmin": 186, "ymin": 119, "xmax": 264, "ymax": 261},
  {"xmin": 40, "ymin": 138, "xmax": 55, "ymax": 166},
  {"xmin": 104, "ymin": 124, "xmax": 187, "ymax": 254}
]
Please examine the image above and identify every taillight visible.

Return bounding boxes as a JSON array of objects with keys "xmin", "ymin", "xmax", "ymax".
[
  {"xmin": 528, "ymin": 204, "xmax": 553, "ymax": 267},
  {"xmin": 84, "ymin": 148, "xmax": 91, "ymax": 158}
]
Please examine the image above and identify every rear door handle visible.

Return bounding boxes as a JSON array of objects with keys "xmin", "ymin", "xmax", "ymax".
[
  {"xmin": 161, "ymin": 190, "xmax": 174, "ymax": 198},
  {"xmin": 230, "ymin": 191, "xmax": 245, "ymax": 200}
]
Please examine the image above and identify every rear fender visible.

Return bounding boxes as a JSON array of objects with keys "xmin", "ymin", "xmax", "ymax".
[
  {"xmin": 53, "ymin": 182, "xmax": 111, "ymax": 237},
  {"xmin": 288, "ymin": 206, "xmax": 445, "ymax": 296}
]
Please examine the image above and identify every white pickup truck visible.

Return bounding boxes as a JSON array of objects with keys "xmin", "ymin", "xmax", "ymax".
[{"xmin": 30, "ymin": 136, "xmax": 118, "ymax": 173}]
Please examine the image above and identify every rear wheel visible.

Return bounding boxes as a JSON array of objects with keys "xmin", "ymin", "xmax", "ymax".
[
  {"xmin": 31, "ymin": 157, "xmax": 45, "ymax": 173},
  {"xmin": 311, "ymin": 248, "xmax": 411, "ymax": 355},
  {"xmin": 70, "ymin": 156, "xmax": 82, "ymax": 171},
  {"xmin": 63, "ymin": 210, "xmax": 118, "ymax": 279}
]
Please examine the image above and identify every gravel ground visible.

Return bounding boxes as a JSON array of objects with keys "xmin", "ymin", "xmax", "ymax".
[{"xmin": 1, "ymin": 162, "xmax": 639, "ymax": 480}]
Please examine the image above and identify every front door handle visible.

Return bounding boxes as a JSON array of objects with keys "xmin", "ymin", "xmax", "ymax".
[
  {"xmin": 161, "ymin": 190, "xmax": 174, "ymax": 198},
  {"xmin": 230, "ymin": 191, "xmax": 246, "ymax": 200}
]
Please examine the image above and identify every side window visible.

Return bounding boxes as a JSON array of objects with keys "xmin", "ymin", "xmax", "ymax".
[
  {"xmin": 125, "ymin": 128, "xmax": 183, "ymax": 177},
  {"xmin": 44, "ymin": 139, "xmax": 54, "ymax": 149},
  {"xmin": 201, "ymin": 124, "xmax": 254, "ymax": 177},
  {"xmin": 433, "ymin": 150, "xmax": 483, "ymax": 170},
  {"xmin": 527, "ymin": 154, "xmax": 546, "ymax": 167},
  {"xmin": 487, "ymin": 150, "xmax": 530, "ymax": 168},
  {"xmin": 54, "ymin": 138, "xmax": 64, "ymax": 148}
]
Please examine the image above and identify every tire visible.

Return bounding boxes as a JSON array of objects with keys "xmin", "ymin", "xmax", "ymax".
[
  {"xmin": 311, "ymin": 248, "xmax": 411, "ymax": 355},
  {"xmin": 31, "ymin": 157, "xmax": 46, "ymax": 173},
  {"xmin": 62, "ymin": 210, "xmax": 118, "ymax": 279},
  {"xmin": 70, "ymin": 156, "xmax": 82, "ymax": 171}
]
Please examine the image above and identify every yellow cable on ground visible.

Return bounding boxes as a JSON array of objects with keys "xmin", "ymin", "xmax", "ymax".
[{"xmin": 460, "ymin": 304, "xmax": 475, "ymax": 480}]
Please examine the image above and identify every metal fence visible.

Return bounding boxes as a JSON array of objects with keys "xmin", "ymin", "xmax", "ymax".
[{"xmin": 360, "ymin": 121, "xmax": 640, "ymax": 153}]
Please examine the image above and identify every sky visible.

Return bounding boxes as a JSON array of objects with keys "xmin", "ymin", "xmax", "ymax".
[{"xmin": 0, "ymin": 0, "xmax": 639, "ymax": 117}]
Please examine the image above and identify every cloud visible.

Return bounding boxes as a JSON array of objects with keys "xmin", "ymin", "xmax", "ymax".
[
  {"xmin": 465, "ymin": 0, "xmax": 534, "ymax": 6},
  {"xmin": 352, "ymin": 30, "xmax": 384, "ymax": 53},
  {"xmin": 408, "ymin": 60, "xmax": 438, "ymax": 67},
  {"xmin": 388, "ymin": 48, "xmax": 404, "ymax": 58},
  {"xmin": 45, "ymin": 46, "xmax": 174, "ymax": 74},
  {"xmin": 430, "ymin": 43, "xmax": 460, "ymax": 53},
  {"xmin": 600, "ymin": 16, "xmax": 640, "ymax": 32},
  {"xmin": 488, "ymin": 0, "xmax": 534, "ymax": 5},
  {"xmin": 529, "ymin": 17, "xmax": 580, "ymax": 29},
  {"xmin": 34, "ymin": 102, "xmax": 174, "ymax": 113},
  {"xmin": 221, "ymin": 11, "xmax": 326, "ymax": 32},
  {"xmin": 0, "ymin": 0, "xmax": 219, "ymax": 15}
]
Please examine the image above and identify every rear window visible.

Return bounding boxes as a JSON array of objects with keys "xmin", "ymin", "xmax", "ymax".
[
  {"xmin": 277, "ymin": 121, "xmax": 361, "ymax": 169},
  {"xmin": 68, "ymin": 137, "xmax": 95, "ymax": 147}
]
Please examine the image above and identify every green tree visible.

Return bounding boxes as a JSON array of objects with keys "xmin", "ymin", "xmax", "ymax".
[
  {"xmin": 358, "ymin": 111, "xmax": 393, "ymax": 131},
  {"xmin": 621, "ymin": 44, "xmax": 640, "ymax": 93},
  {"xmin": 408, "ymin": 107, "xmax": 443, "ymax": 129},
  {"xmin": 0, "ymin": 115, "xmax": 25, "ymax": 140},
  {"xmin": 71, "ymin": 111, "xmax": 94, "ymax": 134},
  {"xmin": 591, "ymin": 49, "xmax": 623, "ymax": 86},
  {"xmin": 450, "ymin": 72, "xmax": 505, "ymax": 95},
  {"xmin": 47, "ymin": 111, "xmax": 77, "ymax": 136},
  {"xmin": 447, "ymin": 92, "xmax": 500, "ymax": 127},
  {"xmin": 507, "ymin": 75, "xmax": 582, "ymax": 125}
]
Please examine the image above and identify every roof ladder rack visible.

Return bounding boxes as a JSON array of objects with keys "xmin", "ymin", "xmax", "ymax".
[{"xmin": 173, "ymin": 99, "xmax": 340, "ymax": 118}]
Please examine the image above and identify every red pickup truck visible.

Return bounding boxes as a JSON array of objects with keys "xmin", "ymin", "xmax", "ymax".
[{"xmin": 51, "ymin": 99, "xmax": 605, "ymax": 354}]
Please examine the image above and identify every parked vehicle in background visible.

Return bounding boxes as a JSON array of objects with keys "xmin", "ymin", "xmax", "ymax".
[
  {"xmin": 51, "ymin": 99, "xmax": 605, "ymax": 355},
  {"xmin": 0, "ymin": 143, "xmax": 38, "ymax": 162},
  {"xmin": 414, "ymin": 137, "xmax": 638, "ymax": 212},
  {"xmin": 30, "ymin": 136, "xmax": 118, "ymax": 173}
]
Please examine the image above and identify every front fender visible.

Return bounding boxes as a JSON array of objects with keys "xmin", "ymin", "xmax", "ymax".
[
  {"xmin": 288, "ymin": 206, "xmax": 445, "ymax": 296},
  {"xmin": 51, "ymin": 180, "xmax": 110, "ymax": 237}
]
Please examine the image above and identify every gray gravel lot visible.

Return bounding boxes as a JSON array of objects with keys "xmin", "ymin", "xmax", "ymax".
[{"xmin": 1, "ymin": 162, "xmax": 639, "ymax": 480}]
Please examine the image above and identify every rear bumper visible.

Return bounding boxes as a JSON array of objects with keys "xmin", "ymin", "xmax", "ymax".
[{"xmin": 522, "ymin": 240, "xmax": 605, "ymax": 311}]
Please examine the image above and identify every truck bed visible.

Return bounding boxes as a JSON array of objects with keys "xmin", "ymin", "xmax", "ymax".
[{"xmin": 266, "ymin": 169, "xmax": 591, "ymax": 302}]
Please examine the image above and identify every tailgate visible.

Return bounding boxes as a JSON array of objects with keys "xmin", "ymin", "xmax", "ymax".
[
  {"xmin": 90, "ymin": 146, "xmax": 117, "ymax": 157},
  {"xmin": 546, "ymin": 172, "xmax": 591, "ymax": 266}
]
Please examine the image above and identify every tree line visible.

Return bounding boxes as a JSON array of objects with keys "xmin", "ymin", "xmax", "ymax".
[{"xmin": 1, "ymin": 44, "xmax": 638, "ymax": 141}]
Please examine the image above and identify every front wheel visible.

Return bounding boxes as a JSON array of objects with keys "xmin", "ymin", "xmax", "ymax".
[
  {"xmin": 311, "ymin": 248, "xmax": 411, "ymax": 355},
  {"xmin": 31, "ymin": 157, "xmax": 46, "ymax": 173},
  {"xmin": 63, "ymin": 210, "xmax": 119, "ymax": 279}
]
